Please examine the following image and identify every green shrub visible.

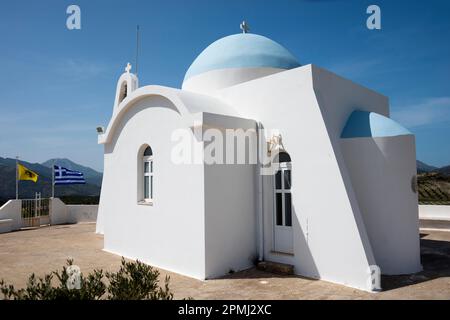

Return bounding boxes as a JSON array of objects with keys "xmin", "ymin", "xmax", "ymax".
[
  {"xmin": 106, "ymin": 258, "xmax": 173, "ymax": 300},
  {"xmin": 0, "ymin": 258, "xmax": 175, "ymax": 300}
]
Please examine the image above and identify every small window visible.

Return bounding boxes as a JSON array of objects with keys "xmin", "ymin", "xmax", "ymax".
[
  {"xmin": 284, "ymin": 170, "xmax": 291, "ymax": 190},
  {"xmin": 142, "ymin": 146, "xmax": 153, "ymax": 202},
  {"xmin": 276, "ymin": 193, "xmax": 283, "ymax": 226},
  {"xmin": 274, "ymin": 151, "xmax": 291, "ymax": 164},
  {"xmin": 285, "ymin": 193, "xmax": 292, "ymax": 227},
  {"xmin": 275, "ymin": 171, "xmax": 282, "ymax": 190},
  {"xmin": 273, "ymin": 152, "xmax": 292, "ymax": 228}
]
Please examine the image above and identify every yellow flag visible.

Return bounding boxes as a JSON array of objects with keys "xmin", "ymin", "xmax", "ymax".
[{"xmin": 18, "ymin": 164, "xmax": 39, "ymax": 183}]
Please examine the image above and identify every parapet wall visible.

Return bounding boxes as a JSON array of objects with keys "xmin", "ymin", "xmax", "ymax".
[{"xmin": 0, "ymin": 198, "xmax": 98, "ymax": 234}]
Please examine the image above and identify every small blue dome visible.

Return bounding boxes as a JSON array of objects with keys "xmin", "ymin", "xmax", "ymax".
[
  {"xmin": 341, "ymin": 111, "xmax": 412, "ymax": 139},
  {"xmin": 184, "ymin": 33, "xmax": 301, "ymax": 81}
]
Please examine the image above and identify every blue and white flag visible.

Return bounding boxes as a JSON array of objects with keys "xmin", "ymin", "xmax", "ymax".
[{"xmin": 54, "ymin": 165, "xmax": 86, "ymax": 185}]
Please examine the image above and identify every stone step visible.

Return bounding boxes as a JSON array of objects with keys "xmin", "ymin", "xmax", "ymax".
[{"xmin": 256, "ymin": 261, "xmax": 294, "ymax": 275}]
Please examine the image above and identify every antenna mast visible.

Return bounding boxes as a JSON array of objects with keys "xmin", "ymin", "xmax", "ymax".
[{"xmin": 135, "ymin": 25, "xmax": 140, "ymax": 76}]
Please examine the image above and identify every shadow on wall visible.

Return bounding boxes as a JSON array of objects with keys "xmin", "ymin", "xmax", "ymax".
[
  {"xmin": 381, "ymin": 235, "xmax": 450, "ymax": 291},
  {"xmin": 220, "ymin": 205, "xmax": 320, "ymax": 281},
  {"xmin": 341, "ymin": 135, "xmax": 421, "ymax": 275},
  {"xmin": 106, "ymin": 95, "xmax": 180, "ymax": 155},
  {"xmin": 213, "ymin": 233, "xmax": 450, "ymax": 293}
]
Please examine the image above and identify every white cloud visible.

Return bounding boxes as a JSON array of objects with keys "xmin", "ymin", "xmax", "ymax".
[
  {"xmin": 53, "ymin": 59, "xmax": 108, "ymax": 80},
  {"xmin": 391, "ymin": 97, "xmax": 450, "ymax": 128},
  {"xmin": 328, "ymin": 59, "xmax": 382, "ymax": 79}
]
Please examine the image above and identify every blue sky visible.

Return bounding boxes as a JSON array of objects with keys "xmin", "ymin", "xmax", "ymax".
[{"xmin": 0, "ymin": 0, "xmax": 449, "ymax": 171}]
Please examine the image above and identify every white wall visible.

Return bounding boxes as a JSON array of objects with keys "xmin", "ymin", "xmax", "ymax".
[
  {"xmin": 0, "ymin": 199, "xmax": 94, "ymax": 233},
  {"xmin": 419, "ymin": 205, "xmax": 450, "ymax": 220},
  {"xmin": 202, "ymin": 115, "xmax": 258, "ymax": 278},
  {"xmin": 182, "ymin": 67, "xmax": 285, "ymax": 95},
  {"xmin": 0, "ymin": 200, "xmax": 22, "ymax": 231},
  {"xmin": 50, "ymin": 198, "xmax": 68, "ymax": 225},
  {"xmin": 217, "ymin": 65, "xmax": 382, "ymax": 291},
  {"xmin": 341, "ymin": 136, "xmax": 422, "ymax": 275},
  {"xmin": 0, "ymin": 219, "xmax": 13, "ymax": 233},
  {"xmin": 67, "ymin": 205, "xmax": 98, "ymax": 224},
  {"xmin": 99, "ymin": 95, "xmax": 206, "ymax": 280}
]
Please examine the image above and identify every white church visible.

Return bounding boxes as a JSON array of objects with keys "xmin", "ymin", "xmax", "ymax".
[{"xmin": 96, "ymin": 25, "xmax": 422, "ymax": 292}]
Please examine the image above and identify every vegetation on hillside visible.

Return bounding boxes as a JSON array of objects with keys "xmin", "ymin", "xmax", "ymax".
[
  {"xmin": 59, "ymin": 196, "xmax": 99, "ymax": 205},
  {"xmin": 418, "ymin": 173, "xmax": 450, "ymax": 205}
]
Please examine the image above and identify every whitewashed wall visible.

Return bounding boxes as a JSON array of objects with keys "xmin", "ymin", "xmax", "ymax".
[
  {"xmin": 182, "ymin": 67, "xmax": 284, "ymax": 95},
  {"xmin": 419, "ymin": 205, "xmax": 450, "ymax": 220},
  {"xmin": 0, "ymin": 200, "xmax": 22, "ymax": 231},
  {"xmin": 202, "ymin": 114, "xmax": 258, "ymax": 278},
  {"xmin": 0, "ymin": 219, "xmax": 13, "ymax": 233},
  {"xmin": 50, "ymin": 198, "xmax": 68, "ymax": 225},
  {"xmin": 0, "ymin": 199, "xmax": 98, "ymax": 233},
  {"xmin": 67, "ymin": 205, "xmax": 98, "ymax": 223},
  {"xmin": 217, "ymin": 65, "xmax": 390, "ymax": 291},
  {"xmin": 99, "ymin": 95, "xmax": 206, "ymax": 280},
  {"xmin": 341, "ymin": 135, "xmax": 422, "ymax": 275}
]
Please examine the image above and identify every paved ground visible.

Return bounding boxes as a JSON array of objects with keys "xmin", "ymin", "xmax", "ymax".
[{"xmin": 0, "ymin": 223, "xmax": 449, "ymax": 299}]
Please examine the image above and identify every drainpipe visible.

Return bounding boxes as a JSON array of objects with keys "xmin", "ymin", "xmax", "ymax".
[{"xmin": 257, "ymin": 122, "xmax": 265, "ymax": 261}]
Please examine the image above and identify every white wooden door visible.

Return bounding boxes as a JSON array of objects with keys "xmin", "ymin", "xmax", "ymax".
[{"xmin": 273, "ymin": 163, "xmax": 293, "ymax": 254}]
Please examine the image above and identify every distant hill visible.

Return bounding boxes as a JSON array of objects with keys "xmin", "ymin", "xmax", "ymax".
[
  {"xmin": 41, "ymin": 158, "xmax": 102, "ymax": 186},
  {"xmin": 418, "ymin": 172, "xmax": 450, "ymax": 205},
  {"xmin": 417, "ymin": 160, "xmax": 438, "ymax": 174},
  {"xmin": 416, "ymin": 160, "xmax": 450, "ymax": 204},
  {"xmin": 0, "ymin": 157, "xmax": 102, "ymax": 202},
  {"xmin": 438, "ymin": 165, "xmax": 450, "ymax": 177}
]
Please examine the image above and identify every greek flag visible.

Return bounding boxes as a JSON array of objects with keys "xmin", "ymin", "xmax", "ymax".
[{"xmin": 54, "ymin": 165, "xmax": 86, "ymax": 185}]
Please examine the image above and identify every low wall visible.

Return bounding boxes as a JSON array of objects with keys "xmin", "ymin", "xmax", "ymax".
[
  {"xmin": 419, "ymin": 205, "xmax": 450, "ymax": 221},
  {"xmin": 67, "ymin": 205, "xmax": 98, "ymax": 223},
  {"xmin": 0, "ymin": 219, "xmax": 13, "ymax": 233},
  {"xmin": 0, "ymin": 200, "xmax": 22, "ymax": 231},
  {"xmin": 51, "ymin": 198, "xmax": 68, "ymax": 225},
  {"xmin": 0, "ymin": 198, "xmax": 98, "ymax": 234}
]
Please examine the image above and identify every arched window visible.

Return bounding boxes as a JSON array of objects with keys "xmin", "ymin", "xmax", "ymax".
[
  {"xmin": 273, "ymin": 151, "xmax": 292, "ymax": 227},
  {"xmin": 142, "ymin": 146, "xmax": 153, "ymax": 202},
  {"xmin": 273, "ymin": 151, "xmax": 291, "ymax": 164}
]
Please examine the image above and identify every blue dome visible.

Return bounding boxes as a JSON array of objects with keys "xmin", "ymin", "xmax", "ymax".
[
  {"xmin": 341, "ymin": 111, "xmax": 412, "ymax": 139},
  {"xmin": 184, "ymin": 33, "xmax": 301, "ymax": 81}
]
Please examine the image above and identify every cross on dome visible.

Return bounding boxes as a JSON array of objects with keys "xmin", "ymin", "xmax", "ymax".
[{"xmin": 240, "ymin": 21, "xmax": 250, "ymax": 33}]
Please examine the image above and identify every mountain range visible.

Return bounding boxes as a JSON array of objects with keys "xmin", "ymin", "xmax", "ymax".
[
  {"xmin": 417, "ymin": 160, "xmax": 450, "ymax": 175},
  {"xmin": 0, "ymin": 157, "xmax": 102, "ymax": 201}
]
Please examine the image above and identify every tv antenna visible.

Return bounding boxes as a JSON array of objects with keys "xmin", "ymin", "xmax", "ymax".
[{"xmin": 135, "ymin": 25, "xmax": 140, "ymax": 76}]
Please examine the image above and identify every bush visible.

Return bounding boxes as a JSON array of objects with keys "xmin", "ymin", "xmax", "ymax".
[
  {"xmin": 0, "ymin": 258, "xmax": 175, "ymax": 300},
  {"xmin": 106, "ymin": 258, "xmax": 173, "ymax": 300}
]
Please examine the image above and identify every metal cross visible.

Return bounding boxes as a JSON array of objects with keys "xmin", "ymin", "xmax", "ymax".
[
  {"xmin": 240, "ymin": 21, "xmax": 250, "ymax": 34},
  {"xmin": 125, "ymin": 62, "xmax": 132, "ymax": 73}
]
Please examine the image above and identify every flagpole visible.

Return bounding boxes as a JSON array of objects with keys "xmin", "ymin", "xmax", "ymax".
[{"xmin": 15, "ymin": 156, "xmax": 19, "ymax": 200}]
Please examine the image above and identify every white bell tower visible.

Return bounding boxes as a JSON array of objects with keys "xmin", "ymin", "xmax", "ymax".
[{"xmin": 113, "ymin": 63, "xmax": 139, "ymax": 110}]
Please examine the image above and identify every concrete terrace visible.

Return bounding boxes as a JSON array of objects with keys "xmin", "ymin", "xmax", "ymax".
[{"xmin": 0, "ymin": 223, "xmax": 449, "ymax": 300}]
